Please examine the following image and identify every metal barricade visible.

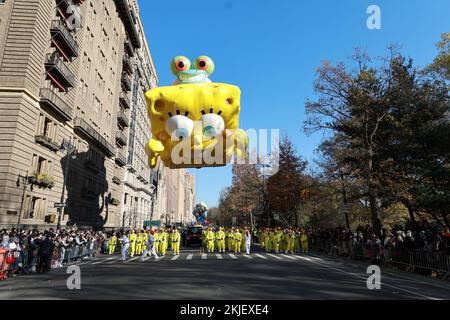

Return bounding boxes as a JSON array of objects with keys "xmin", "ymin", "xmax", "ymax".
[
  {"xmin": 390, "ymin": 248, "xmax": 412, "ymax": 270},
  {"xmin": 410, "ymin": 251, "xmax": 450, "ymax": 279},
  {"xmin": 0, "ymin": 248, "xmax": 8, "ymax": 280}
]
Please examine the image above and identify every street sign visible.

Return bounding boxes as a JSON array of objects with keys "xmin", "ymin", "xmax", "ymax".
[
  {"xmin": 144, "ymin": 220, "xmax": 161, "ymax": 227},
  {"xmin": 54, "ymin": 203, "xmax": 66, "ymax": 208}
]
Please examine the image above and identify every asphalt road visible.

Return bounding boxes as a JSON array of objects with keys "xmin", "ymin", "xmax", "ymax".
[{"xmin": 1, "ymin": 246, "xmax": 449, "ymax": 300}]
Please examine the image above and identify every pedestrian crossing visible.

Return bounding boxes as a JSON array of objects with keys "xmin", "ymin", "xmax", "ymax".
[{"xmin": 68, "ymin": 252, "xmax": 319, "ymax": 266}]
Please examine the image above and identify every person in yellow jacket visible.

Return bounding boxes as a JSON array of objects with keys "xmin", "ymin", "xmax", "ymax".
[
  {"xmin": 206, "ymin": 228, "xmax": 215, "ymax": 253},
  {"xmin": 135, "ymin": 231, "xmax": 142, "ymax": 255},
  {"xmin": 286, "ymin": 229, "xmax": 296, "ymax": 254},
  {"xmin": 216, "ymin": 227, "xmax": 226, "ymax": 253},
  {"xmin": 279, "ymin": 229, "xmax": 286, "ymax": 253},
  {"xmin": 300, "ymin": 229, "xmax": 309, "ymax": 254},
  {"xmin": 265, "ymin": 229, "xmax": 272, "ymax": 253},
  {"xmin": 139, "ymin": 230, "xmax": 147, "ymax": 255},
  {"xmin": 259, "ymin": 228, "xmax": 265, "ymax": 250},
  {"xmin": 201, "ymin": 229, "xmax": 207, "ymax": 253},
  {"xmin": 160, "ymin": 229, "xmax": 168, "ymax": 256},
  {"xmin": 171, "ymin": 228, "xmax": 181, "ymax": 255},
  {"xmin": 273, "ymin": 228, "xmax": 282, "ymax": 253},
  {"xmin": 228, "ymin": 228, "xmax": 235, "ymax": 252},
  {"xmin": 153, "ymin": 229, "xmax": 160, "ymax": 254},
  {"xmin": 225, "ymin": 228, "xmax": 230, "ymax": 251},
  {"xmin": 241, "ymin": 228, "xmax": 247, "ymax": 252},
  {"xmin": 294, "ymin": 229, "xmax": 301, "ymax": 253},
  {"xmin": 108, "ymin": 232, "xmax": 117, "ymax": 255},
  {"xmin": 129, "ymin": 230, "xmax": 137, "ymax": 257},
  {"xmin": 234, "ymin": 229, "xmax": 242, "ymax": 253}
]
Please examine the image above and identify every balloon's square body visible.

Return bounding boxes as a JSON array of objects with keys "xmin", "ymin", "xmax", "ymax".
[{"xmin": 144, "ymin": 83, "xmax": 248, "ymax": 169}]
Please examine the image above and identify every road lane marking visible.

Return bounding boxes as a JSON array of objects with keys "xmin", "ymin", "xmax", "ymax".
[
  {"xmin": 201, "ymin": 254, "xmax": 207, "ymax": 260},
  {"xmin": 254, "ymin": 253, "xmax": 268, "ymax": 259},
  {"xmin": 186, "ymin": 254, "xmax": 193, "ymax": 260},
  {"xmin": 294, "ymin": 255, "xmax": 312, "ymax": 261},
  {"xmin": 171, "ymin": 255, "xmax": 180, "ymax": 261},
  {"xmin": 73, "ymin": 260, "xmax": 92, "ymax": 266},
  {"xmin": 228, "ymin": 254, "xmax": 238, "ymax": 259},
  {"xmin": 216, "ymin": 254, "xmax": 223, "ymax": 260},
  {"xmin": 143, "ymin": 256, "xmax": 152, "ymax": 261},
  {"xmin": 267, "ymin": 254, "xmax": 283, "ymax": 260},
  {"xmin": 91, "ymin": 258, "xmax": 112, "ymax": 265},
  {"xmin": 124, "ymin": 257, "xmax": 139, "ymax": 263},
  {"xmin": 106, "ymin": 258, "xmax": 121, "ymax": 264},
  {"xmin": 294, "ymin": 255, "xmax": 441, "ymax": 300},
  {"xmin": 281, "ymin": 254, "xmax": 297, "ymax": 260},
  {"xmin": 243, "ymin": 254, "xmax": 253, "ymax": 259}
]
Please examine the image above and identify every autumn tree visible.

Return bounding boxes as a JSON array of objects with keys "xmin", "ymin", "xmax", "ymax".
[
  {"xmin": 267, "ymin": 136, "xmax": 307, "ymax": 227},
  {"xmin": 305, "ymin": 46, "xmax": 450, "ymax": 233}
]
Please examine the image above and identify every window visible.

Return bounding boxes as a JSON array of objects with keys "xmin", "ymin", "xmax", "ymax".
[
  {"xmin": 94, "ymin": 97, "xmax": 100, "ymax": 113},
  {"xmin": 28, "ymin": 197, "xmax": 39, "ymax": 219},
  {"xmin": 83, "ymin": 82, "xmax": 88, "ymax": 99},
  {"xmin": 36, "ymin": 156, "xmax": 46, "ymax": 175}
]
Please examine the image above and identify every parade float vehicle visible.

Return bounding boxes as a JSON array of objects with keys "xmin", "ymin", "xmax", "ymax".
[
  {"xmin": 145, "ymin": 56, "xmax": 248, "ymax": 169},
  {"xmin": 184, "ymin": 225, "xmax": 204, "ymax": 247}
]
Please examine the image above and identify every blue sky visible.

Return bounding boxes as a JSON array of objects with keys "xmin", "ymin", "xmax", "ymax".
[{"xmin": 138, "ymin": 0, "xmax": 450, "ymax": 208}]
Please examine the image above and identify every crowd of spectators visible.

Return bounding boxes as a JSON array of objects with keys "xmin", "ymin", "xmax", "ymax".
[
  {"xmin": 0, "ymin": 228, "xmax": 110, "ymax": 278},
  {"xmin": 306, "ymin": 224, "xmax": 450, "ymax": 264}
]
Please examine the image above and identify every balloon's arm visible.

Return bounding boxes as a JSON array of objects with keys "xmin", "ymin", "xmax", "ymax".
[
  {"xmin": 146, "ymin": 138, "xmax": 165, "ymax": 168},
  {"xmin": 234, "ymin": 129, "xmax": 248, "ymax": 161}
]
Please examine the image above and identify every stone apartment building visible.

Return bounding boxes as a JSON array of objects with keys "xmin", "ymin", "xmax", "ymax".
[
  {"xmin": 117, "ymin": 1, "xmax": 158, "ymax": 229},
  {"xmin": 0, "ymin": 0, "xmax": 162, "ymax": 229}
]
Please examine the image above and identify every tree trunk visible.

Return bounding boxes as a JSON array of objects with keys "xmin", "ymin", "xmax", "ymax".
[
  {"xmin": 369, "ymin": 193, "xmax": 382, "ymax": 236},
  {"xmin": 402, "ymin": 199, "xmax": 417, "ymax": 231}
]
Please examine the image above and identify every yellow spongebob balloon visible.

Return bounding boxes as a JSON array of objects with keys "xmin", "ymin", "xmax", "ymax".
[{"xmin": 145, "ymin": 56, "xmax": 248, "ymax": 169}]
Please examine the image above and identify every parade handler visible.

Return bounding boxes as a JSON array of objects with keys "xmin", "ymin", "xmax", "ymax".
[
  {"xmin": 171, "ymin": 228, "xmax": 181, "ymax": 255},
  {"xmin": 206, "ymin": 228, "xmax": 216, "ymax": 253},
  {"xmin": 108, "ymin": 233, "xmax": 117, "ymax": 255},
  {"xmin": 140, "ymin": 230, "xmax": 159, "ymax": 261},
  {"xmin": 216, "ymin": 227, "xmax": 226, "ymax": 253}
]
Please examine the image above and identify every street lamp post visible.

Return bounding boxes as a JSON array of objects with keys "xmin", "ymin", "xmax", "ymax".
[
  {"xmin": 57, "ymin": 139, "xmax": 77, "ymax": 230},
  {"xmin": 16, "ymin": 172, "xmax": 32, "ymax": 228}
]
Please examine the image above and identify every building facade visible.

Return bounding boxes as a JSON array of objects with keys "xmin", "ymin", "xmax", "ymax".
[
  {"xmin": 0, "ymin": 0, "xmax": 152, "ymax": 229},
  {"xmin": 118, "ymin": 0, "xmax": 158, "ymax": 229}
]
